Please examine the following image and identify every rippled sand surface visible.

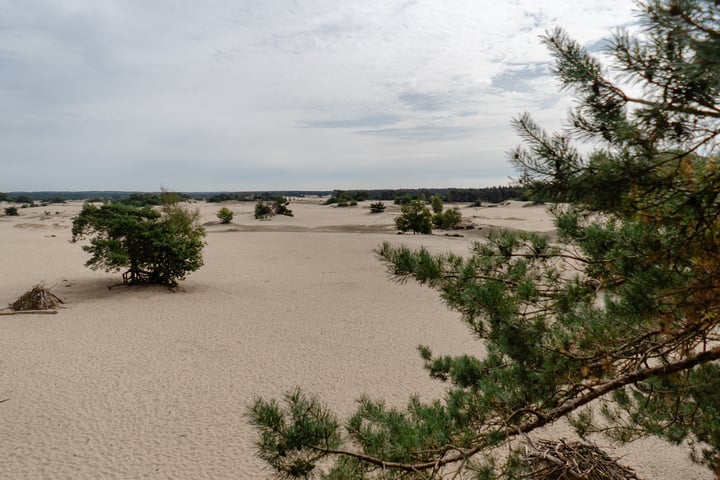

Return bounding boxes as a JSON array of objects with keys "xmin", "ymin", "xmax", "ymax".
[{"xmin": 0, "ymin": 199, "xmax": 711, "ymax": 479}]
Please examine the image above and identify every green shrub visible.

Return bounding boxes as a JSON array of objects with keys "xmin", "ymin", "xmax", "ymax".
[
  {"xmin": 273, "ymin": 198, "xmax": 294, "ymax": 217},
  {"xmin": 116, "ymin": 193, "xmax": 162, "ymax": 207},
  {"xmin": 255, "ymin": 200, "xmax": 274, "ymax": 219},
  {"xmin": 433, "ymin": 207, "xmax": 463, "ymax": 229},
  {"xmin": 327, "ymin": 190, "xmax": 368, "ymax": 205},
  {"xmin": 216, "ymin": 207, "xmax": 234, "ymax": 224},
  {"xmin": 393, "ymin": 193, "xmax": 415, "ymax": 205},
  {"xmin": 369, "ymin": 201, "xmax": 386, "ymax": 213},
  {"xmin": 71, "ymin": 196, "xmax": 205, "ymax": 287},
  {"xmin": 395, "ymin": 200, "xmax": 432, "ymax": 234},
  {"xmin": 4, "ymin": 206, "xmax": 19, "ymax": 216},
  {"xmin": 430, "ymin": 195, "xmax": 444, "ymax": 214}
]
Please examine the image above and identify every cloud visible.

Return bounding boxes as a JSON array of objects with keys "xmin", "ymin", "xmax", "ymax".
[
  {"xmin": 357, "ymin": 125, "xmax": 476, "ymax": 141},
  {"xmin": 302, "ymin": 115, "xmax": 402, "ymax": 129},
  {"xmin": 0, "ymin": 0, "xmax": 638, "ymax": 191},
  {"xmin": 490, "ymin": 63, "xmax": 551, "ymax": 93},
  {"xmin": 398, "ymin": 92, "xmax": 451, "ymax": 112}
]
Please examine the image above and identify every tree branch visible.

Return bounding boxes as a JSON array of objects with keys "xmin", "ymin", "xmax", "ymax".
[{"xmin": 312, "ymin": 345, "xmax": 720, "ymax": 473}]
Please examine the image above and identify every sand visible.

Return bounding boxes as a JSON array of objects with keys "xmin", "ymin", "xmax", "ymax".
[{"xmin": 0, "ymin": 199, "xmax": 712, "ymax": 479}]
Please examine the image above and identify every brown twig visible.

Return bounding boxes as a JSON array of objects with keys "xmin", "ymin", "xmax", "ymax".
[{"xmin": 0, "ymin": 310, "xmax": 58, "ymax": 315}]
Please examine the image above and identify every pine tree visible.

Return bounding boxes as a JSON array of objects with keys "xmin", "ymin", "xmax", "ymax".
[
  {"xmin": 249, "ymin": 2, "xmax": 720, "ymax": 477},
  {"xmin": 71, "ymin": 194, "xmax": 205, "ymax": 287},
  {"xmin": 396, "ymin": 200, "xmax": 433, "ymax": 234}
]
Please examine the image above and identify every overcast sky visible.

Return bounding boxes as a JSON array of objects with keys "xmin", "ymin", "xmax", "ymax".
[{"xmin": 1, "ymin": 1, "xmax": 637, "ymax": 192}]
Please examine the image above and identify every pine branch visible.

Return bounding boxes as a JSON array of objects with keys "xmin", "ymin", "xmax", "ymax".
[{"xmin": 308, "ymin": 345, "xmax": 720, "ymax": 473}]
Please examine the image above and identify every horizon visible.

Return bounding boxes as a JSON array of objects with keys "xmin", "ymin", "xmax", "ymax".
[
  {"xmin": 1, "ymin": 185, "xmax": 522, "ymax": 199},
  {"xmin": 3, "ymin": 185, "xmax": 516, "ymax": 193}
]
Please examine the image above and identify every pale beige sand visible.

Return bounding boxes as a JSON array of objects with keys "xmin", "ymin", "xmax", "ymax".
[{"xmin": 0, "ymin": 200, "xmax": 712, "ymax": 479}]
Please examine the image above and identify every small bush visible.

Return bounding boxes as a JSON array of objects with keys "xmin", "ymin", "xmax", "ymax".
[
  {"xmin": 395, "ymin": 200, "xmax": 432, "ymax": 234},
  {"xmin": 430, "ymin": 195, "xmax": 444, "ymax": 214},
  {"xmin": 433, "ymin": 208, "xmax": 463, "ymax": 229},
  {"xmin": 4, "ymin": 206, "xmax": 19, "ymax": 216},
  {"xmin": 255, "ymin": 198, "xmax": 293, "ymax": 219},
  {"xmin": 274, "ymin": 199, "xmax": 294, "ymax": 217},
  {"xmin": 255, "ymin": 200, "xmax": 274, "ymax": 219},
  {"xmin": 369, "ymin": 201, "xmax": 386, "ymax": 213},
  {"xmin": 217, "ymin": 207, "xmax": 234, "ymax": 224}
]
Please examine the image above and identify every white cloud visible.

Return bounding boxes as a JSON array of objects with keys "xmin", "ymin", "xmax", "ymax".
[{"xmin": 0, "ymin": 0, "xmax": 637, "ymax": 191}]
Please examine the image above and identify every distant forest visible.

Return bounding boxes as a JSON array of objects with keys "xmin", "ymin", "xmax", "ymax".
[
  {"xmin": 0, "ymin": 186, "xmax": 526, "ymax": 205},
  {"xmin": 327, "ymin": 187, "xmax": 527, "ymax": 204}
]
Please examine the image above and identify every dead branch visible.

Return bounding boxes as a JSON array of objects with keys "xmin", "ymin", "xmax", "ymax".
[
  {"xmin": 524, "ymin": 438, "xmax": 640, "ymax": 480},
  {"xmin": 7, "ymin": 282, "xmax": 64, "ymax": 312},
  {"xmin": 0, "ymin": 310, "xmax": 58, "ymax": 315}
]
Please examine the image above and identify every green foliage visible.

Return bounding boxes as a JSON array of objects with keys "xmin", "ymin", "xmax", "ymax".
[
  {"xmin": 254, "ymin": 200, "xmax": 274, "ymax": 219},
  {"xmin": 216, "ymin": 207, "xmax": 234, "ymax": 224},
  {"xmin": 393, "ymin": 193, "xmax": 417, "ymax": 205},
  {"xmin": 323, "ymin": 188, "xmax": 524, "ymax": 204},
  {"xmin": 71, "ymin": 196, "xmax": 205, "ymax": 287},
  {"xmin": 395, "ymin": 200, "xmax": 432, "ymax": 234},
  {"xmin": 430, "ymin": 194, "xmax": 444, "ymax": 214},
  {"xmin": 247, "ymin": 389, "xmax": 342, "ymax": 478},
  {"xmin": 206, "ymin": 193, "xmax": 255, "ymax": 203},
  {"xmin": 255, "ymin": 197, "xmax": 293, "ymax": 219},
  {"xmin": 250, "ymin": 2, "xmax": 720, "ymax": 477},
  {"xmin": 4, "ymin": 206, "xmax": 19, "ymax": 216},
  {"xmin": 369, "ymin": 201, "xmax": 386, "ymax": 213},
  {"xmin": 432, "ymin": 207, "xmax": 463, "ymax": 230},
  {"xmin": 115, "ymin": 193, "xmax": 162, "ymax": 207},
  {"xmin": 325, "ymin": 190, "xmax": 366, "ymax": 206},
  {"xmin": 274, "ymin": 198, "xmax": 294, "ymax": 217}
]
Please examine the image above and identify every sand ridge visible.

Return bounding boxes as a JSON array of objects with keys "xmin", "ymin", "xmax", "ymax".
[{"xmin": 0, "ymin": 200, "xmax": 712, "ymax": 479}]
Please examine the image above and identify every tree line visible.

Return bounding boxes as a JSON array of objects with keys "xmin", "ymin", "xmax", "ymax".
[
  {"xmin": 326, "ymin": 186, "xmax": 526, "ymax": 205},
  {"xmin": 0, "ymin": 187, "xmax": 526, "ymax": 206}
]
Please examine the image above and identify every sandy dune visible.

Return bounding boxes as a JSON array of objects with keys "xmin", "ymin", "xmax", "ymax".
[{"xmin": 0, "ymin": 199, "xmax": 712, "ymax": 479}]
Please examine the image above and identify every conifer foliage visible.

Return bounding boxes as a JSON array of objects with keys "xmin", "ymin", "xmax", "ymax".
[
  {"xmin": 249, "ymin": 2, "xmax": 720, "ymax": 477},
  {"xmin": 395, "ymin": 200, "xmax": 433, "ymax": 234},
  {"xmin": 72, "ymin": 194, "xmax": 205, "ymax": 287}
]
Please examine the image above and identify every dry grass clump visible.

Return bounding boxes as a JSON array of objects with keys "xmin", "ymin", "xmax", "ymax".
[
  {"xmin": 524, "ymin": 438, "xmax": 640, "ymax": 480},
  {"xmin": 9, "ymin": 283, "xmax": 64, "ymax": 311}
]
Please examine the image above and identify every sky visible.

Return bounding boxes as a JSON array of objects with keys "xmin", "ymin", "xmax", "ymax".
[{"xmin": 0, "ymin": 1, "xmax": 638, "ymax": 192}]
